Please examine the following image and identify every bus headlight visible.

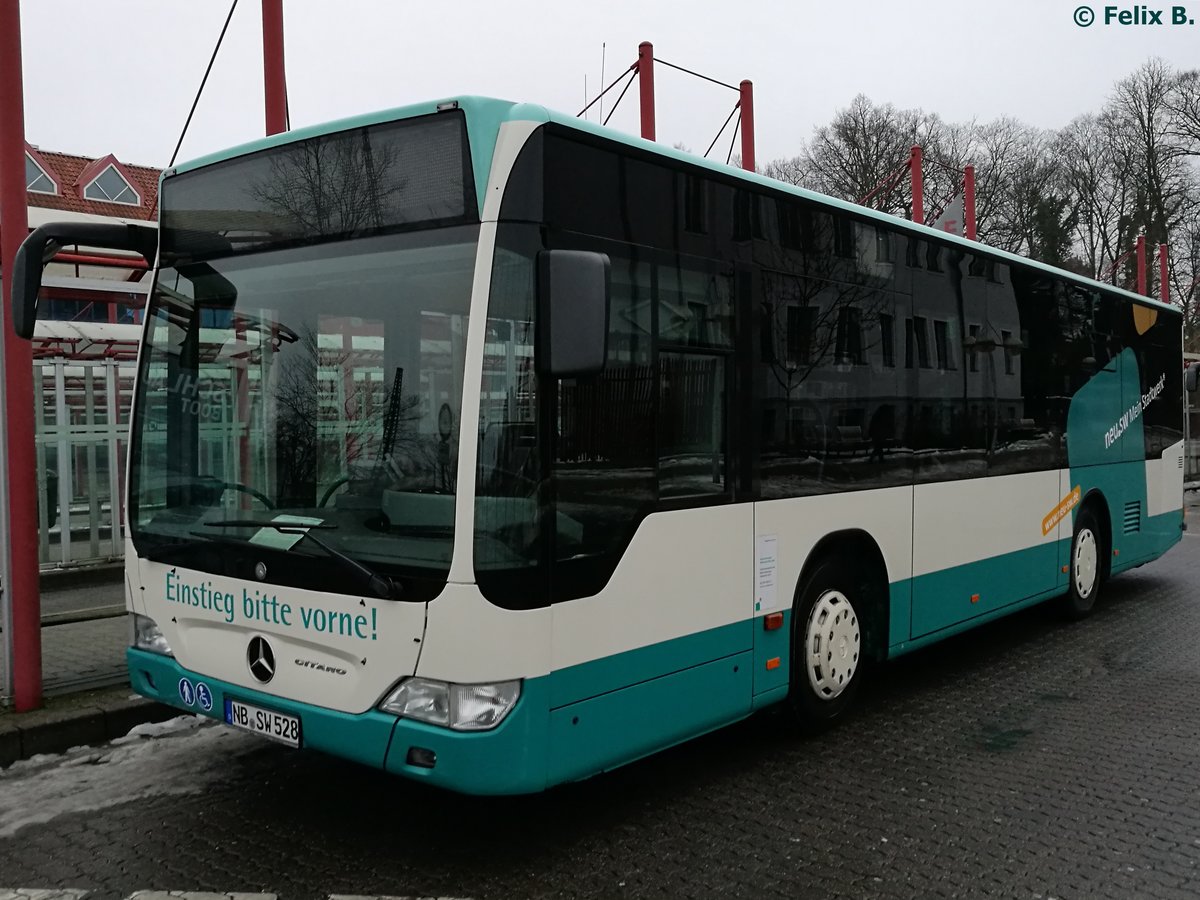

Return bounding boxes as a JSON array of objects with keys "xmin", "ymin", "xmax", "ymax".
[
  {"xmin": 380, "ymin": 677, "xmax": 521, "ymax": 731},
  {"xmin": 129, "ymin": 613, "xmax": 173, "ymax": 656}
]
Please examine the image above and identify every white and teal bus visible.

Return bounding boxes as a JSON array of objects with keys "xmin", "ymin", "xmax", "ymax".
[{"xmin": 12, "ymin": 97, "xmax": 1187, "ymax": 794}]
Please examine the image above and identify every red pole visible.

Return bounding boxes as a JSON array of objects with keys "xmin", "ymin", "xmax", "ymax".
[
  {"xmin": 262, "ymin": 0, "xmax": 287, "ymax": 136},
  {"xmin": 54, "ymin": 252, "xmax": 149, "ymax": 270},
  {"xmin": 1159, "ymin": 243, "xmax": 1169, "ymax": 304},
  {"xmin": 910, "ymin": 146, "xmax": 924, "ymax": 225},
  {"xmin": 638, "ymin": 41, "xmax": 655, "ymax": 142},
  {"xmin": 1136, "ymin": 234, "xmax": 1147, "ymax": 296},
  {"xmin": 739, "ymin": 80, "xmax": 755, "ymax": 173},
  {"xmin": 964, "ymin": 165, "xmax": 977, "ymax": 241},
  {"xmin": 0, "ymin": 0, "xmax": 43, "ymax": 710}
]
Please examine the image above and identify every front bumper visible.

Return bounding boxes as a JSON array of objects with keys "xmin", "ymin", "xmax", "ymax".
[{"xmin": 127, "ymin": 648, "xmax": 550, "ymax": 794}]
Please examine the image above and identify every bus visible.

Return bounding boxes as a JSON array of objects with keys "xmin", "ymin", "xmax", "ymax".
[{"xmin": 11, "ymin": 96, "xmax": 1188, "ymax": 794}]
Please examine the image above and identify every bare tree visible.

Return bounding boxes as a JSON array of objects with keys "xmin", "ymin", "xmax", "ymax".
[
  {"xmin": 1107, "ymin": 60, "xmax": 1197, "ymax": 251},
  {"xmin": 247, "ymin": 130, "xmax": 407, "ymax": 238},
  {"xmin": 1167, "ymin": 68, "xmax": 1200, "ymax": 153},
  {"xmin": 762, "ymin": 155, "xmax": 808, "ymax": 186},
  {"xmin": 760, "ymin": 95, "xmax": 970, "ymax": 227},
  {"xmin": 802, "ymin": 95, "xmax": 932, "ymax": 216},
  {"xmin": 754, "ymin": 62, "xmax": 1200, "ymax": 342},
  {"xmin": 968, "ymin": 121, "xmax": 1082, "ymax": 265}
]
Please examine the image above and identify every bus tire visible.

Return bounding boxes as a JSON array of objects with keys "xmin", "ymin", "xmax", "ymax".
[
  {"xmin": 1060, "ymin": 505, "xmax": 1103, "ymax": 619},
  {"xmin": 787, "ymin": 556, "xmax": 867, "ymax": 733}
]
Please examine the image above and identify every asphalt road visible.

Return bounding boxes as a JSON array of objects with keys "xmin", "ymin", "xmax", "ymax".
[{"xmin": 2, "ymin": 531, "xmax": 1200, "ymax": 899}]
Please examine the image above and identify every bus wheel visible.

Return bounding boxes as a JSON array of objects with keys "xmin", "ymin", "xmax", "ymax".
[
  {"xmin": 788, "ymin": 557, "xmax": 866, "ymax": 732},
  {"xmin": 1060, "ymin": 506, "xmax": 1103, "ymax": 619}
]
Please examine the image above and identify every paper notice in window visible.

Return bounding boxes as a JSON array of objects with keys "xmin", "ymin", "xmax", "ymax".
[
  {"xmin": 756, "ymin": 534, "xmax": 778, "ymax": 613},
  {"xmin": 249, "ymin": 514, "xmax": 325, "ymax": 550}
]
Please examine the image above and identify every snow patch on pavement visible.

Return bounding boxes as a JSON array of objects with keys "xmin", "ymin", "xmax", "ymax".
[{"xmin": 0, "ymin": 716, "xmax": 263, "ymax": 838}]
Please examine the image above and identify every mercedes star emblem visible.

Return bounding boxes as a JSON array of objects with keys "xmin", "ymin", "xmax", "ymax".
[
  {"xmin": 254, "ymin": 561, "xmax": 268, "ymax": 581},
  {"xmin": 247, "ymin": 636, "xmax": 276, "ymax": 684}
]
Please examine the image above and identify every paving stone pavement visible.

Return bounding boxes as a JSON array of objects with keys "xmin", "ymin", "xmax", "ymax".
[
  {"xmin": 0, "ymin": 570, "xmax": 128, "ymax": 698},
  {"xmin": 1, "ymin": 534, "xmax": 1199, "ymax": 899},
  {"xmin": 38, "ymin": 570, "xmax": 123, "ymax": 619},
  {"xmin": 39, "ymin": 616, "xmax": 129, "ymax": 696},
  {"xmin": 0, "ymin": 893, "xmax": 472, "ymax": 900}
]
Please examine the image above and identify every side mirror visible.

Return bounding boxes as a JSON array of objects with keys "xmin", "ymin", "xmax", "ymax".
[
  {"xmin": 1186, "ymin": 362, "xmax": 1199, "ymax": 393},
  {"xmin": 10, "ymin": 222, "xmax": 157, "ymax": 339},
  {"xmin": 536, "ymin": 250, "xmax": 610, "ymax": 379}
]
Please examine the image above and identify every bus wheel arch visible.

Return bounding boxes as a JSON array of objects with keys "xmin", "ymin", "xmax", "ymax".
[
  {"xmin": 1081, "ymin": 490, "xmax": 1113, "ymax": 582},
  {"xmin": 1060, "ymin": 491, "xmax": 1110, "ymax": 619},
  {"xmin": 786, "ymin": 530, "xmax": 889, "ymax": 732}
]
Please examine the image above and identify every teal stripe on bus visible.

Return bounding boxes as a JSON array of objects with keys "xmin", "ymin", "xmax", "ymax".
[
  {"xmin": 547, "ymin": 620, "xmax": 752, "ymax": 709},
  {"xmin": 127, "ymin": 648, "xmax": 400, "ymax": 769},
  {"xmin": 907, "ymin": 540, "xmax": 1062, "ymax": 639},
  {"xmin": 545, "ymin": 651, "xmax": 753, "ymax": 787}
]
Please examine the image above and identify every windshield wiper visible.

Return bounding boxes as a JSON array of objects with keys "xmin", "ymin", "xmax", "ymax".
[{"xmin": 196, "ymin": 519, "xmax": 401, "ymax": 600}]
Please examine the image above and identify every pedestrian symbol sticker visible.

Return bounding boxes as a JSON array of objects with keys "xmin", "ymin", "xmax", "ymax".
[
  {"xmin": 178, "ymin": 677, "xmax": 195, "ymax": 706},
  {"xmin": 196, "ymin": 682, "xmax": 213, "ymax": 712}
]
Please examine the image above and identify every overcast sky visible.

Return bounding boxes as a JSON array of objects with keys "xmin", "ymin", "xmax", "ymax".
[{"xmin": 17, "ymin": 0, "xmax": 1200, "ymax": 169}]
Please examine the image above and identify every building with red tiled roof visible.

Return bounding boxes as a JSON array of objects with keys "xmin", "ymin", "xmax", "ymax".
[
  {"xmin": 21, "ymin": 141, "xmax": 161, "ymax": 337},
  {"xmin": 26, "ymin": 144, "xmax": 159, "ymax": 219}
]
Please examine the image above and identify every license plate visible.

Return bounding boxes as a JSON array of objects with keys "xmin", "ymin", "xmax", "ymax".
[{"xmin": 224, "ymin": 698, "xmax": 301, "ymax": 748}]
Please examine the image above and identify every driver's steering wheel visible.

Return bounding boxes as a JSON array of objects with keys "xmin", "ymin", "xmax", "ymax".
[
  {"xmin": 193, "ymin": 474, "xmax": 274, "ymax": 509},
  {"xmin": 220, "ymin": 481, "xmax": 275, "ymax": 508},
  {"xmin": 318, "ymin": 476, "xmax": 352, "ymax": 508}
]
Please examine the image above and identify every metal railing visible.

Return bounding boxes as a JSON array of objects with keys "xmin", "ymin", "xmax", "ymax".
[{"xmin": 35, "ymin": 357, "xmax": 133, "ymax": 570}]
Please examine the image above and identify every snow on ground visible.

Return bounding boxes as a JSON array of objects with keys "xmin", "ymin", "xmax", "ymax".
[{"xmin": 0, "ymin": 716, "xmax": 264, "ymax": 839}]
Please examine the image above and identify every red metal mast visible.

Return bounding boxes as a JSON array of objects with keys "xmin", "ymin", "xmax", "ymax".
[
  {"xmin": 964, "ymin": 165, "xmax": 977, "ymax": 241},
  {"xmin": 739, "ymin": 80, "xmax": 755, "ymax": 173},
  {"xmin": 0, "ymin": 0, "xmax": 42, "ymax": 710},
  {"xmin": 262, "ymin": 0, "xmax": 287, "ymax": 136},
  {"xmin": 910, "ymin": 146, "xmax": 924, "ymax": 225},
  {"xmin": 638, "ymin": 41, "xmax": 655, "ymax": 141}
]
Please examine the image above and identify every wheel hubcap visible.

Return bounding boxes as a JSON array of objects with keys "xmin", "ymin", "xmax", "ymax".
[
  {"xmin": 1074, "ymin": 527, "xmax": 1098, "ymax": 599},
  {"xmin": 806, "ymin": 590, "xmax": 860, "ymax": 700}
]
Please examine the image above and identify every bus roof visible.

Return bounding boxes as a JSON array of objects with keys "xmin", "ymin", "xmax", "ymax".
[{"xmin": 170, "ymin": 95, "xmax": 1177, "ymax": 316}]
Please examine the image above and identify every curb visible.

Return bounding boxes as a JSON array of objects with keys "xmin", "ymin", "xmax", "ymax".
[
  {"xmin": 0, "ymin": 685, "xmax": 178, "ymax": 768},
  {"xmin": 40, "ymin": 562, "xmax": 124, "ymax": 591}
]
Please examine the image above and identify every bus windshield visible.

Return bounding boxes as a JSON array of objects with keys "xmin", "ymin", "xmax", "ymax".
[
  {"xmin": 129, "ymin": 226, "xmax": 476, "ymax": 593},
  {"xmin": 129, "ymin": 110, "xmax": 479, "ymax": 597}
]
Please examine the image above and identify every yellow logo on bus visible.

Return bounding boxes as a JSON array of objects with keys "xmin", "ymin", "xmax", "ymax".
[
  {"xmin": 1132, "ymin": 304, "xmax": 1158, "ymax": 335},
  {"xmin": 1042, "ymin": 486, "xmax": 1082, "ymax": 536}
]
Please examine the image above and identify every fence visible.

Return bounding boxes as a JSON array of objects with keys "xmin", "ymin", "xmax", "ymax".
[{"xmin": 35, "ymin": 357, "xmax": 132, "ymax": 570}]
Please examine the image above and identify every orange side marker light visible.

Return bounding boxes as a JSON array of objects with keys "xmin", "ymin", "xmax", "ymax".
[
  {"xmin": 1062, "ymin": 565, "xmax": 1069, "ymax": 573},
  {"xmin": 970, "ymin": 593, "xmax": 980, "ymax": 604},
  {"xmin": 764, "ymin": 612, "xmax": 784, "ymax": 631},
  {"xmin": 766, "ymin": 657, "xmax": 781, "ymax": 670}
]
